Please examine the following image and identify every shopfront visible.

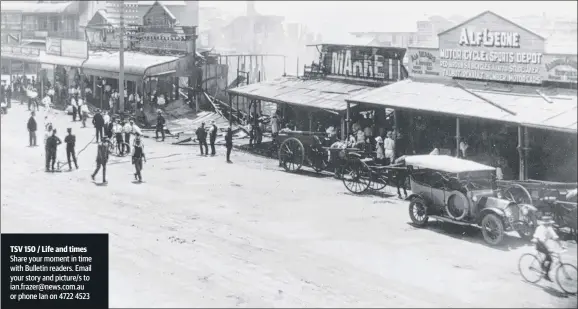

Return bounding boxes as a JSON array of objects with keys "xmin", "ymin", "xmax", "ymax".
[{"xmin": 349, "ymin": 11, "xmax": 577, "ymax": 181}]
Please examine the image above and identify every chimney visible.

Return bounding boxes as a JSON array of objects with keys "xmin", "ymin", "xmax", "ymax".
[{"xmin": 246, "ymin": 1, "xmax": 256, "ymax": 17}]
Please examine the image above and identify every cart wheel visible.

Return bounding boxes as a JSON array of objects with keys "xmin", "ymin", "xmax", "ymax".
[
  {"xmin": 342, "ymin": 158, "xmax": 371, "ymax": 194},
  {"xmin": 503, "ymin": 184, "xmax": 533, "ymax": 205},
  {"xmin": 369, "ymin": 175, "xmax": 386, "ymax": 191},
  {"xmin": 481, "ymin": 213, "xmax": 505, "ymax": 246},
  {"xmin": 278, "ymin": 137, "xmax": 304, "ymax": 172}
]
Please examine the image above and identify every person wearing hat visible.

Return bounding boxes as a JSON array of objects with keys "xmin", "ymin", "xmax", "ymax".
[
  {"xmin": 383, "ymin": 131, "xmax": 395, "ymax": 165},
  {"xmin": 375, "ymin": 136, "xmax": 385, "ymax": 164},
  {"xmin": 70, "ymin": 93, "xmax": 78, "ymax": 122},
  {"xmin": 91, "ymin": 137, "xmax": 109, "ymax": 184},
  {"xmin": 208, "ymin": 120, "xmax": 218, "ymax": 156},
  {"xmin": 271, "ymin": 115, "xmax": 279, "ymax": 138},
  {"xmin": 27, "ymin": 111, "xmax": 38, "ymax": 147},
  {"xmin": 45, "ymin": 129, "xmax": 62, "ymax": 172},
  {"xmin": 195, "ymin": 122, "xmax": 208, "ymax": 156},
  {"xmin": 155, "ymin": 110, "xmax": 166, "ymax": 142},
  {"xmin": 132, "ymin": 134, "xmax": 146, "ymax": 182},
  {"xmin": 113, "ymin": 119, "xmax": 125, "ymax": 155},
  {"xmin": 92, "ymin": 109, "xmax": 105, "ymax": 143},
  {"xmin": 532, "ymin": 216, "xmax": 566, "ymax": 282},
  {"xmin": 80, "ymin": 98, "xmax": 89, "ymax": 128},
  {"xmin": 225, "ymin": 126, "xmax": 233, "ymax": 163},
  {"xmin": 64, "ymin": 128, "xmax": 79, "ymax": 170}
]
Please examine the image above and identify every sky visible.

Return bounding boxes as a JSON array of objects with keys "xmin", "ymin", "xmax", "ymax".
[{"xmin": 199, "ymin": 1, "xmax": 577, "ymax": 40}]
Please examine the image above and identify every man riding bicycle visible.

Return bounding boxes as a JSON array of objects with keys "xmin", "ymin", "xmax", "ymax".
[{"xmin": 532, "ymin": 216, "xmax": 566, "ymax": 282}]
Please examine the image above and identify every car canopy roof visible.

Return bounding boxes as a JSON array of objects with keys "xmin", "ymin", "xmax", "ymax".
[{"xmin": 404, "ymin": 155, "xmax": 496, "ymax": 173}]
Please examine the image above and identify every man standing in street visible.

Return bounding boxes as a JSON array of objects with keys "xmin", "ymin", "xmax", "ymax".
[
  {"xmin": 92, "ymin": 109, "xmax": 104, "ymax": 143},
  {"xmin": 225, "ymin": 127, "xmax": 233, "ymax": 163},
  {"xmin": 209, "ymin": 120, "xmax": 218, "ymax": 156},
  {"xmin": 80, "ymin": 98, "xmax": 89, "ymax": 128},
  {"xmin": 196, "ymin": 122, "xmax": 208, "ymax": 156},
  {"xmin": 64, "ymin": 128, "xmax": 79, "ymax": 170},
  {"xmin": 122, "ymin": 119, "xmax": 133, "ymax": 154},
  {"xmin": 71, "ymin": 94, "xmax": 78, "ymax": 122},
  {"xmin": 155, "ymin": 110, "xmax": 166, "ymax": 142},
  {"xmin": 132, "ymin": 134, "xmax": 146, "ymax": 182},
  {"xmin": 45, "ymin": 129, "xmax": 62, "ymax": 172},
  {"xmin": 91, "ymin": 137, "xmax": 109, "ymax": 184},
  {"xmin": 27, "ymin": 111, "xmax": 37, "ymax": 147},
  {"xmin": 113, "ymin": 119, "xmax": 124, "ymax": 155}
]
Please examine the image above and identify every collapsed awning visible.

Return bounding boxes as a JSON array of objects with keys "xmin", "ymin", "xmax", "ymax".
[
  {"xmin": 81, "ymin": 51, "xmax": 179, "ymax": 81},
  {"xmin": 227, "ymin": 76, "xmax": 375, "ymax": 112},
  {"xmin": 347, "ymin": 79, "xmax": 577, "ymax": 133}
]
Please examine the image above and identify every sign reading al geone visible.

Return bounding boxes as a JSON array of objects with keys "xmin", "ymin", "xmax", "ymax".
[
  {"xmin": 543, "ymin": 54, "xmax": 577, "ymax": 84},
  {"xmin": 437, "ymin": 11, "xmax": 546, "ymax": 85}
]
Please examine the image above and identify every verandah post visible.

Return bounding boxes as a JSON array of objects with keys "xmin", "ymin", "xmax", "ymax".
[{"xmin": 456, "ymin": 118, "xmax": 461, "ymax": 157}]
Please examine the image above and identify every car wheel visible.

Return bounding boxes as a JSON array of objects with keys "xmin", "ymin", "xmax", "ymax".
[
  {"xmin": 517, "ymin": 212, "xmax": 538, "ymax": 241},
  {"xmin": 481, "ymin": 213, "xmax": 505, "ymax": 246},
  {"xmin": 409, "ymin": 197, "xmax": 429, "ymax": 227}
]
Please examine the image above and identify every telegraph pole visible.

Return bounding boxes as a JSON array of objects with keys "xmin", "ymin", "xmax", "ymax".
[{"xmin": 118, "ymin": 0, "xmax": 125, "ymax": 113}]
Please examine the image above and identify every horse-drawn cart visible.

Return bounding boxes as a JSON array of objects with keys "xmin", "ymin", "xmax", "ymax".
[{"xmin": 498, "ymin": 179, "xmax": 577, "ymax": 237}]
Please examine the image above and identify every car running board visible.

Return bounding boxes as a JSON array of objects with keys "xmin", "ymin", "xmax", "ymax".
[{"xmin": 430, "ymin": 215, "xmax": 477, "ymax": 228}]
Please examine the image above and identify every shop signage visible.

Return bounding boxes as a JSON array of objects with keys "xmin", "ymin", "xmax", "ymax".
[
  {"xmin": 543, "ymin": 55, "xmax": 577, "ymax": 83},
  {"xmin": 46, "ymin": 37, "xmax": 62, "ymax": 56},
  {"xmin": 1, "ymin": 45, "xmax": 41, "ymax": 57},
  {"xmin": 320, "ymin": 44, "xmax": 406, "ymax": 81},
  {"xmin": 440, "ymin": 27, "xmax": 544, "ymax": 84},
  {"xmin": 408, "ymin": 48, "xmax": 441, "ymax": 77},
  {"xmin": 60, "ymin": 39, "xmax": 88, "ymax": 59}
]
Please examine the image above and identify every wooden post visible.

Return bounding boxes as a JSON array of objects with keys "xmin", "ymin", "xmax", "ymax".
[
  {"xmin": 455, "ymin": 118, "xmax": 461, "ymax": 157},
  {"xmin": 393, "ymin": 109, "xmax": 399, "ymax": 137},
  {"xmin": 92, "ymin": 77, "xmax": 97, "ymax": 96},
  {"xmin": 346, "ymin": 102, "xmax": 351, "ymax": 138},
  {"xmin": 518, "ymin": 126, "xmax": 525, "ymax": 180},
  {"xmin": 523, "ymin": 127, "xmax": 530, "ymax": 180},
  {"xmin": 341, "ymin": 115, "xmax": 346, "ymax": 141},
  {"xmin": 228, "ymin": 94, "xmax": 233, "ymax": 125},
  {"xmin": 308, "ymin": 112, "xmax": 313, "ymax": 132}
]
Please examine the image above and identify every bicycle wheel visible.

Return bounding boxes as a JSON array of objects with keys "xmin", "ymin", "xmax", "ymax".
[
  {"xmin": 518, "ymin": 253, "xmax": 543, "ymax": 283},
  {"xmin": 556, "ymin": 263, "xmax": 577, "ymax": 295}
]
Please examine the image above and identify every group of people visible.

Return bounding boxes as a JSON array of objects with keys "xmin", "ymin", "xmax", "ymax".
[{"xmin": 194, "ymin": 119, "xmax": 234, "ymax": 163}]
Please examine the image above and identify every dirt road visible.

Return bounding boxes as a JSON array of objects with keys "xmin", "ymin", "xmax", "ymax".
[{"xmin": 1, "ymin": 104, "xmax": 576, "ymax": 308}]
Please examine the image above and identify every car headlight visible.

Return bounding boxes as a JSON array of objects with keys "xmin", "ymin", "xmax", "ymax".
[
  {"xmin": 521, "ymin": 207, "xmax": 529, "ymax": 216},
  {"xmin": 472, "ymin": 195, "xmax": 478, "ymax": 202}
]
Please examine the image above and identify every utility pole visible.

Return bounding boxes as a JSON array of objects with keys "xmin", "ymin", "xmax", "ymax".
[{"xmin": 118, "ymin": 0, "xmax": 125, "ymax": 113}]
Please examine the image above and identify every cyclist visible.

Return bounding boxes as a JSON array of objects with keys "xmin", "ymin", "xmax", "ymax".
[{"xmin": 532, "ymin": 216, "xmax": 566, "ymax": 282}]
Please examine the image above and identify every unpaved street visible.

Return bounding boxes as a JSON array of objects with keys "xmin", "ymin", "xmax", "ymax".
[{"xmin": 1, "ymin": 105, "xmax": 576, "ymax": 308}]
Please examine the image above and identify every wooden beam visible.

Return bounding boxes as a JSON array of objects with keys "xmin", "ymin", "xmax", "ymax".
[
  {"xmin": 456, "ymin": 117, "xmax": 460, "ymax": 158},
  {"xmin": 518, "ymin": 126, "xmax": 525, "ymax": 180}
]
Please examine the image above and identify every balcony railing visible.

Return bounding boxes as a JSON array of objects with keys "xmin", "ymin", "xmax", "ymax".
[{"xmin": 21, "ymin": 29, "xmax": 82, "ymax": 40}]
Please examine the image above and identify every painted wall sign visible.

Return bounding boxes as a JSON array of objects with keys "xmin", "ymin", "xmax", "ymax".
[
  {"xmin": 1, "ymin": 45, "xmax": 41, "ymax": 57},
  {"xmin": 46, "ymin": 37, "xmax": 62, "ymax": 56},
  {"xmin": 60, "ymin": 39, "xmax": 88, "ymax": 59},
  {"xmin": 440, "ymin": 29, "xmax": 544, "ymax": 84},
  {"xmin": 437, "ymin": 11, "xmax": 546, "ymax": 85},
  {"xmin": 543, "ymin": 54, "xmax": 578, "ymax": 83},
  {"xmin": 407, "ymin": 48, "xmax": 441, "ymax": 77},
  {"xmin": 320, "ymin": 44, "xmax": 406, "ymax": 82}
]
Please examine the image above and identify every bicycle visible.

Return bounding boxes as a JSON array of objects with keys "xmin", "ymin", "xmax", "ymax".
[
  {"xmin": 518, "ymin": 248, "xmax": 577, "ymax": 295},
  {"xmin": 106, "ymin": 138, "xmax": 131, "ymax": 157}
]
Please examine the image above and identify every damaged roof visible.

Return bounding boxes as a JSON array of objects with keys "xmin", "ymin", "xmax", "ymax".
[{"xmin": 227, "ymin": 76, "xmax": 375, "ymax": 112}]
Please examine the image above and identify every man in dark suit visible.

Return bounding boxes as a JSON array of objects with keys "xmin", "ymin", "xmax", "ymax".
[
  {"xmin": 155, "ymin": 110, "xmax": 166, "ymax": 142},
  {"xmin": 64, "ymin": 128, "xmax": 79, "ymax": 170},
  {"xmin": 91, "ymin": 137, "xmax": 109, "ymax": 184},
  {"xmin": 45, "ymin": 129, "xmax": 62, "ymax": 172},
  {"xmin": 92, "ymin": 109, "xmax": 105, "ymax": 143},
  {"xmin": 195, "ymin": 122, "xmax": 208, "ymax": 156},
  {"xmin": 209, "ymin": 120, "xmax": 218, "ymax": 156},
  {"xmin": 27, "ymin": 111, "xmax": 37, "ymax": 146}
]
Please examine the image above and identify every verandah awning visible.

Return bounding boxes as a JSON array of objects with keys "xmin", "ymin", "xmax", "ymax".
[
  {"xmin": 227, "ymin": 76, "xmax": 375, "ymax": 112},
  {"xmin": 346, "ymin": 79, "xmax": 577, "ymax": 133},
  {"xmin": 81, "ymin": 51, "xmax": 179, "ymax": 81}
]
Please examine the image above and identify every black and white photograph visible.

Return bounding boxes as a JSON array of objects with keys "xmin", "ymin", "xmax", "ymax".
[{"xmin": 1, "ymin": 0, "xmax": 577, "ymax": 308}]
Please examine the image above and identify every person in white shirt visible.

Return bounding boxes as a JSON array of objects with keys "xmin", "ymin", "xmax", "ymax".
[
  {"xmin": 76, "ymin": 95, "xmax": 84, "ymax": 121},
  {"xmin": 383, "ymin": 131, "xmax": 395, "ymax": 165},
  {"xmin": 70, "ymin": 95, "xmax": 78, "ymax": 122},
  {"xmin": 128, "ymin": 118, "xmax": 142, "ymax": 136},
  {"xmin": 80, "ymin": 99, "xmax": 89, "ymax": 128},
  {"xmin": 532, "ymin": 216, "xmax": 565, "ymax": 282},
  {"xmin": 103, "ymin": 112, "xmax": 111, "ymax": 127},
  {"xmin": 42, "ymin": 94, "xmax": 52, "ymax": 113},
  {"xmin": 113, "ymin": 120, "xmax": 124, "ymax": 155},
  {"xmin": 122, "ymin": 119, "xmax": 136, "ymax": 153}
]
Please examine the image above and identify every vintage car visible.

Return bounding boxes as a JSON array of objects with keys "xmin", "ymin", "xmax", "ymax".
[{"xmin": 405, "ymin": 155, "xmax": 538, "ymax": 246}]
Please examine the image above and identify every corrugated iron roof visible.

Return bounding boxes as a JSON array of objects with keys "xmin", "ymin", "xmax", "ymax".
[
  {"xmin": 347, "ymin": 79, "xmax": 577, "ymax": 133},
  {"xmin": 0, "ymin": 1, "xmax": 77, "ymax": 14},
  {"xmin": 227, "ymin": 76, "xmax": 375, "ymax": 112},
  {"xmin": 82, "ymin": 51, "xmax": 178, "ymax": 76}
]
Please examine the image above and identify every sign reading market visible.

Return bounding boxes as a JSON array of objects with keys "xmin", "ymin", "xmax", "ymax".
[{"xmin": 437, "ymin": 11, "xmax": 546, "ymax": 85}]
